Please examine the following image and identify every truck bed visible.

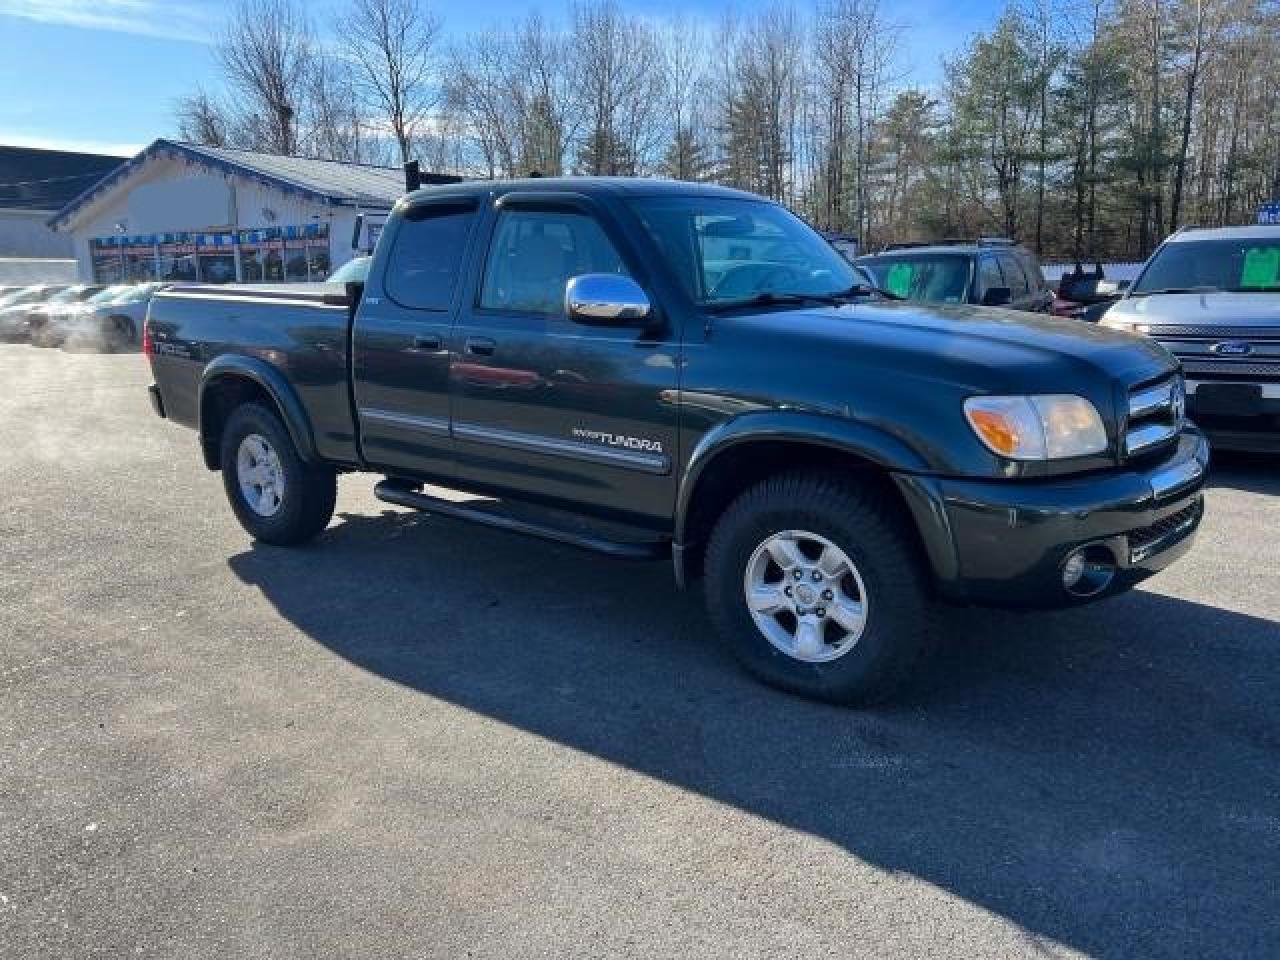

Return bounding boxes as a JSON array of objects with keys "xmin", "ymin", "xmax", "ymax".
[{"xmin": 147, "ymin": 283, "xmax": 358, "ymax": 465}]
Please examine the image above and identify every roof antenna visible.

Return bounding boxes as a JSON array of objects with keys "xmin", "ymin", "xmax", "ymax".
[{"xmin": 403, "ymin": 159, "xmax": 422, "ymax": 192}]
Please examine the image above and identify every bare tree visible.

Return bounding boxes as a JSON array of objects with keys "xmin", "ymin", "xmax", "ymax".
[
  {"xmin": 170, "ymin": 0, "xmax": 1278, "ymax": 257},
  {"xmin": 1168, "ymin": 0, "xmax": 1212, "ymax": 229},
  {"xmin": 175, "ymin": 89, "xmax": 229, "ymax": 147},
  {"xmin": 303, "ymin": 55, "xmax": 371, "ymax": 163},
  {"xmin": 572, "ymin": 0, "xmax": 666, "ymax": 176},
  {"xmin": 444, "ymin": 32, "xmax": 521, "ymax": 177},
  {"xmin": 715, "ymin": 6, "xmax": 803, "ymax": 202},
  {"xmin": 337, "ymin": 0, "xmax": 442, "ymax": 164},
  {"xmin": 521, "ymin": 14, "xmax": 581, "ymax": 175},
  {"xmin": 659, "ymin": 17, "xmax": 711, "ymax": 180},
  {"xmin": 218, "ymin": 0, "xmax": 314, "ymax": 155}
]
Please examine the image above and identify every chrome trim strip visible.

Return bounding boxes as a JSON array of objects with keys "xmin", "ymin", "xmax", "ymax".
[
  {"xmin": 1126, "ymin": 421, "xmax": 1178, "ymax": 455},
  {"xmin": 1129, "ymin": 381, "xmax": 1173, "ymax": 418},
  {"xmin": 1149, "ymin": 456, "xmax": 1204, "ymax": 500},
  {"xmin": 1186, "ymin": 379, "xmax": 1280, "ymax": 398},
  {"xmin": 453, "ymin": 422, "xmax": 671, "ymax": 475},
  {"xmin": 359, "ymin": 407, "xmax": 450, "ymax": 436}
]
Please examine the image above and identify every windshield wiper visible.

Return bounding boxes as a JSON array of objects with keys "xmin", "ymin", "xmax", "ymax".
[
  {"xmin": 831, "ymin": 282, "xmax": 905, "ymax": 301},
  {"xmin": 706, "ymin": 284, "xmax": 903, "ymax": 312},
  {"xmin": 705, "ymin": 291, "xmax": 837, "ymax": 312},
  {"xmin": 1134, "ymin": 285, "xmax": 1222, "ymax": 296}
]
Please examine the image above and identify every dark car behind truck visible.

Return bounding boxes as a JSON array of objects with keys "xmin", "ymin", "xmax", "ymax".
[
  {"xmin": 146, "ymin": 178, "xmax": 1207, "ymax": 704},
  {"xmin": 856, "ymin": 239, "xmax": 1054, "ymax": 314}
]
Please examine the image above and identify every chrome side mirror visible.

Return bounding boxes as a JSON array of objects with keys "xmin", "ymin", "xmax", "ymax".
[{"xmin": 565, "ymin": 273, "xmax": 651, "ymax": 324}]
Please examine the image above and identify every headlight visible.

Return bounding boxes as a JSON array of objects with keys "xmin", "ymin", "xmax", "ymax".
[
  {"xmin": 964, "ymin": 395, "xmax": 1108, "ymax": 460},
  {"xmin": 1100, "ymin": 315, "xmax": 1150, "ymax": 334}
]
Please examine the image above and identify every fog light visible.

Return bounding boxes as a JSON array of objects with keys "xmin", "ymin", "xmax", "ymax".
[
  {"xmin": 1062, "ymin": 551, "xmax": 1086, "ymax": 589},
  {"xmin": 1061, "ymin": 546, "xmax": 1116, "ymax": 598}
]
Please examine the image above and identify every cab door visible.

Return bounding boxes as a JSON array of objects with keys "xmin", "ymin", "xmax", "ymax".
[
  {"xmin": 352, "ymin": 196, "xmax": 480, "ymax": 480},
  {"xmin": 448, "ymin": 193, "xmax": 681, "ymax": 526}
]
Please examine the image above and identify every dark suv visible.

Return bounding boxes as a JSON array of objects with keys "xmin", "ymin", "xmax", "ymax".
[{"xmin": 856, "ymin": 240, "xmax": 1053, "ymax": 313}]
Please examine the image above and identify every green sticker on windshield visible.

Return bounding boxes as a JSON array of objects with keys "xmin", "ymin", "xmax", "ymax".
[
  {"xmin": 885, "ymin": 262, "xmax": 915, "ymax": 297},
  {"xmin": 1241, "ymin": 246, "xmax": 1280, "ymax": 288}
]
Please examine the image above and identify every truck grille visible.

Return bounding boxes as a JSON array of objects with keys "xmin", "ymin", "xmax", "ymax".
[
  {"xmin": 1128, "ymin": 498, "xmax": 1203, "ymax": 563},
  {"xmin": 1141, "ymin": 325, "xmax": 1280, "ymax": 381},
  {"xmin": 1142, "ymin": 324, "xmax": 1280, "ymax": 340},
  {"xmin": 1125, "ymin": 373, "xmax": 1185, "ymax": 458},
  {"xmin": 1179, "ymin": 359, "xmax": 1280, "ymax": 379}
]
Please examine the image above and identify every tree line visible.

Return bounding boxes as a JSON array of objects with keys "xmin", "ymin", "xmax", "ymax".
[{"xmin": 176, "ymin": 0, "xmax": 1280, "ymax": 259}]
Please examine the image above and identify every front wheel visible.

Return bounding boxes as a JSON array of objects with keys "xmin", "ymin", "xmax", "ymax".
[
  {"xmin": 703, "ymin": 470, "xmax": 935, "ymax": 705},
  {"xmin": 219, "ymin": 404, "xmax": 336, "ymax": 545}
]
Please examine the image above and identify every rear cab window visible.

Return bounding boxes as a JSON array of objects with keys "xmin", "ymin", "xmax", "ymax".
[{"xmin": 384, "ymin": 201, "xmax": 478, "ymax": 311}]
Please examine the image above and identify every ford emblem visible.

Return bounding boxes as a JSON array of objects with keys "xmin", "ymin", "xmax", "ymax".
[{"xmin": 1211, "ymin": 340, "xmax": 1253, "ymax": 356}]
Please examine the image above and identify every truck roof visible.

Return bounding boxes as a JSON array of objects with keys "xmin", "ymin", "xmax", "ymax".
[
  {"xmin": 858, "ymin": 241, "xmax": 1029, "ymax": 259},
  {"xmin": 403, "ymin": 176, "xmax": 763, "ymax": 204},
  {"xmin": 1166, "ymin": 224, "xmax": 1280, "ymax": 243}
]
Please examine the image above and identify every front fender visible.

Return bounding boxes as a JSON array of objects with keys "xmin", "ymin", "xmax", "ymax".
[
  {"xmin": 199, "ymin": 354, "xmax": 318, "ymax": 468},
  {"xmin": 674, "ymin": 411, "xmax": 933, "ymax": 546}
]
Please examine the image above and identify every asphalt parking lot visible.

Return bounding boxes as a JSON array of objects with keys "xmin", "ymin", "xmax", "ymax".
[{"xmin": 2, "ymin": 344, "xmax": 1278, "ymax": 959}]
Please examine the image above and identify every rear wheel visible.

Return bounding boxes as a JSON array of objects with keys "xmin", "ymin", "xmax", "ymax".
[
  {"xmin": 703, "ymin": 470, "xmax": 934, "ymax": 705},
  {"xmin": 219, "ymin": 404, "xmax": 336, "ymax": 545}
]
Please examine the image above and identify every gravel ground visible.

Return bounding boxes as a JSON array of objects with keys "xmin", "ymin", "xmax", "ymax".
[{"xmin": 1, "ymin": 344, "xmax": 1278, "ymax": 959}]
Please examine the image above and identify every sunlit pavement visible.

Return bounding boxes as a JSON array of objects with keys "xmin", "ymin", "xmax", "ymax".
[{"xmin": 2, "ymin": 344, "xmax": 1278, "ymax": 959}]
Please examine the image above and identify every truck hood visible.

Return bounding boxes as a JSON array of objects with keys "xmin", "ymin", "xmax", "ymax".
[
  {"xmin": 761, "ymin": 300, "xmax": 1178, "ymax": 389},
  {"xmin": 1106, "ymin": 291, "xmax": 1280, "ymax": 328}
]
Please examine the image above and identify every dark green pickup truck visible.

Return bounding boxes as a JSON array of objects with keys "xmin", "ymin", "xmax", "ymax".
[{"xmin": 146, "ymin": 178, "xmax": 1207, "ymax": 704}]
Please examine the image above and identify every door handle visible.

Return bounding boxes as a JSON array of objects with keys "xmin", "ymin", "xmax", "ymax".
[
  {"xmin": 465, "ymin": 336, "xmax": 496, "ymax": 356},
  {"xmin": 411, "ymin": 334, "xmax": 442, "ymax": 350}
]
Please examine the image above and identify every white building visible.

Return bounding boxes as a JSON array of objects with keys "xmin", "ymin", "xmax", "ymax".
[{"xmin": 48, "ymin": 139, "xmax": 458, "ymax": 284}]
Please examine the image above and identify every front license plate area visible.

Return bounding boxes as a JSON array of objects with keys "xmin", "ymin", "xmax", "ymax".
[{"xmin": 1193, "ymin": 383, "xmax": 1264, "ymax": 417}]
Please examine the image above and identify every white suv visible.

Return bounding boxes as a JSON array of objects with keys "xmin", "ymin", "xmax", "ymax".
[{"xmin": 1102, "ymin": 225, "xmax": 1280, "ymax": 453}]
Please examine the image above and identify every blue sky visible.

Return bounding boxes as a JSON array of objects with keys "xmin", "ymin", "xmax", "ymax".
[{"xmin": 0, "ymin": 0, "xmax": 1000, "ymax": 158}]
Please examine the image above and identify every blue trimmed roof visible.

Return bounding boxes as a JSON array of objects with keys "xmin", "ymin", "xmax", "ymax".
[{"xmin": 49, "ymin": 139, "xmax": 460, "ymax": 230}]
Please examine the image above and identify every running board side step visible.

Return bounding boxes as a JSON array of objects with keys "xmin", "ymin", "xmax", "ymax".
[{"xmin": 373, "ymin": 480, "xmax": 668, "ymax": 560}]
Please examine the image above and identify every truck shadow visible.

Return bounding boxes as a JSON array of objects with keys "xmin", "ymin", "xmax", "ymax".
[{"xmin": 228, "ymin": 509, "xmax": 1280, "ymax": 958}]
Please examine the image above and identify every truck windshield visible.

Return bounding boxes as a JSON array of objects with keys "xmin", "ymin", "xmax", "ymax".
[
  {"xmin": 857, "ymin": 255, "xmax": 972, "ymax": 304},
  {"xmin": 632, "ymin": 197, "xmax": 859, "ymax": 307},
  {"xmin": 1133, "ymin": 237, "xmax": 1280, "ymax": 294}
]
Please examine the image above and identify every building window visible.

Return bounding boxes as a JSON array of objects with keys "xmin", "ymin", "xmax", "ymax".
[
  {"xmin": 89, "ymin": 222, "xmax": 330, "ymax": 284},
  {"xmin": 90, "ymin": 240, "xmax": 124, "ymax": 283}
]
